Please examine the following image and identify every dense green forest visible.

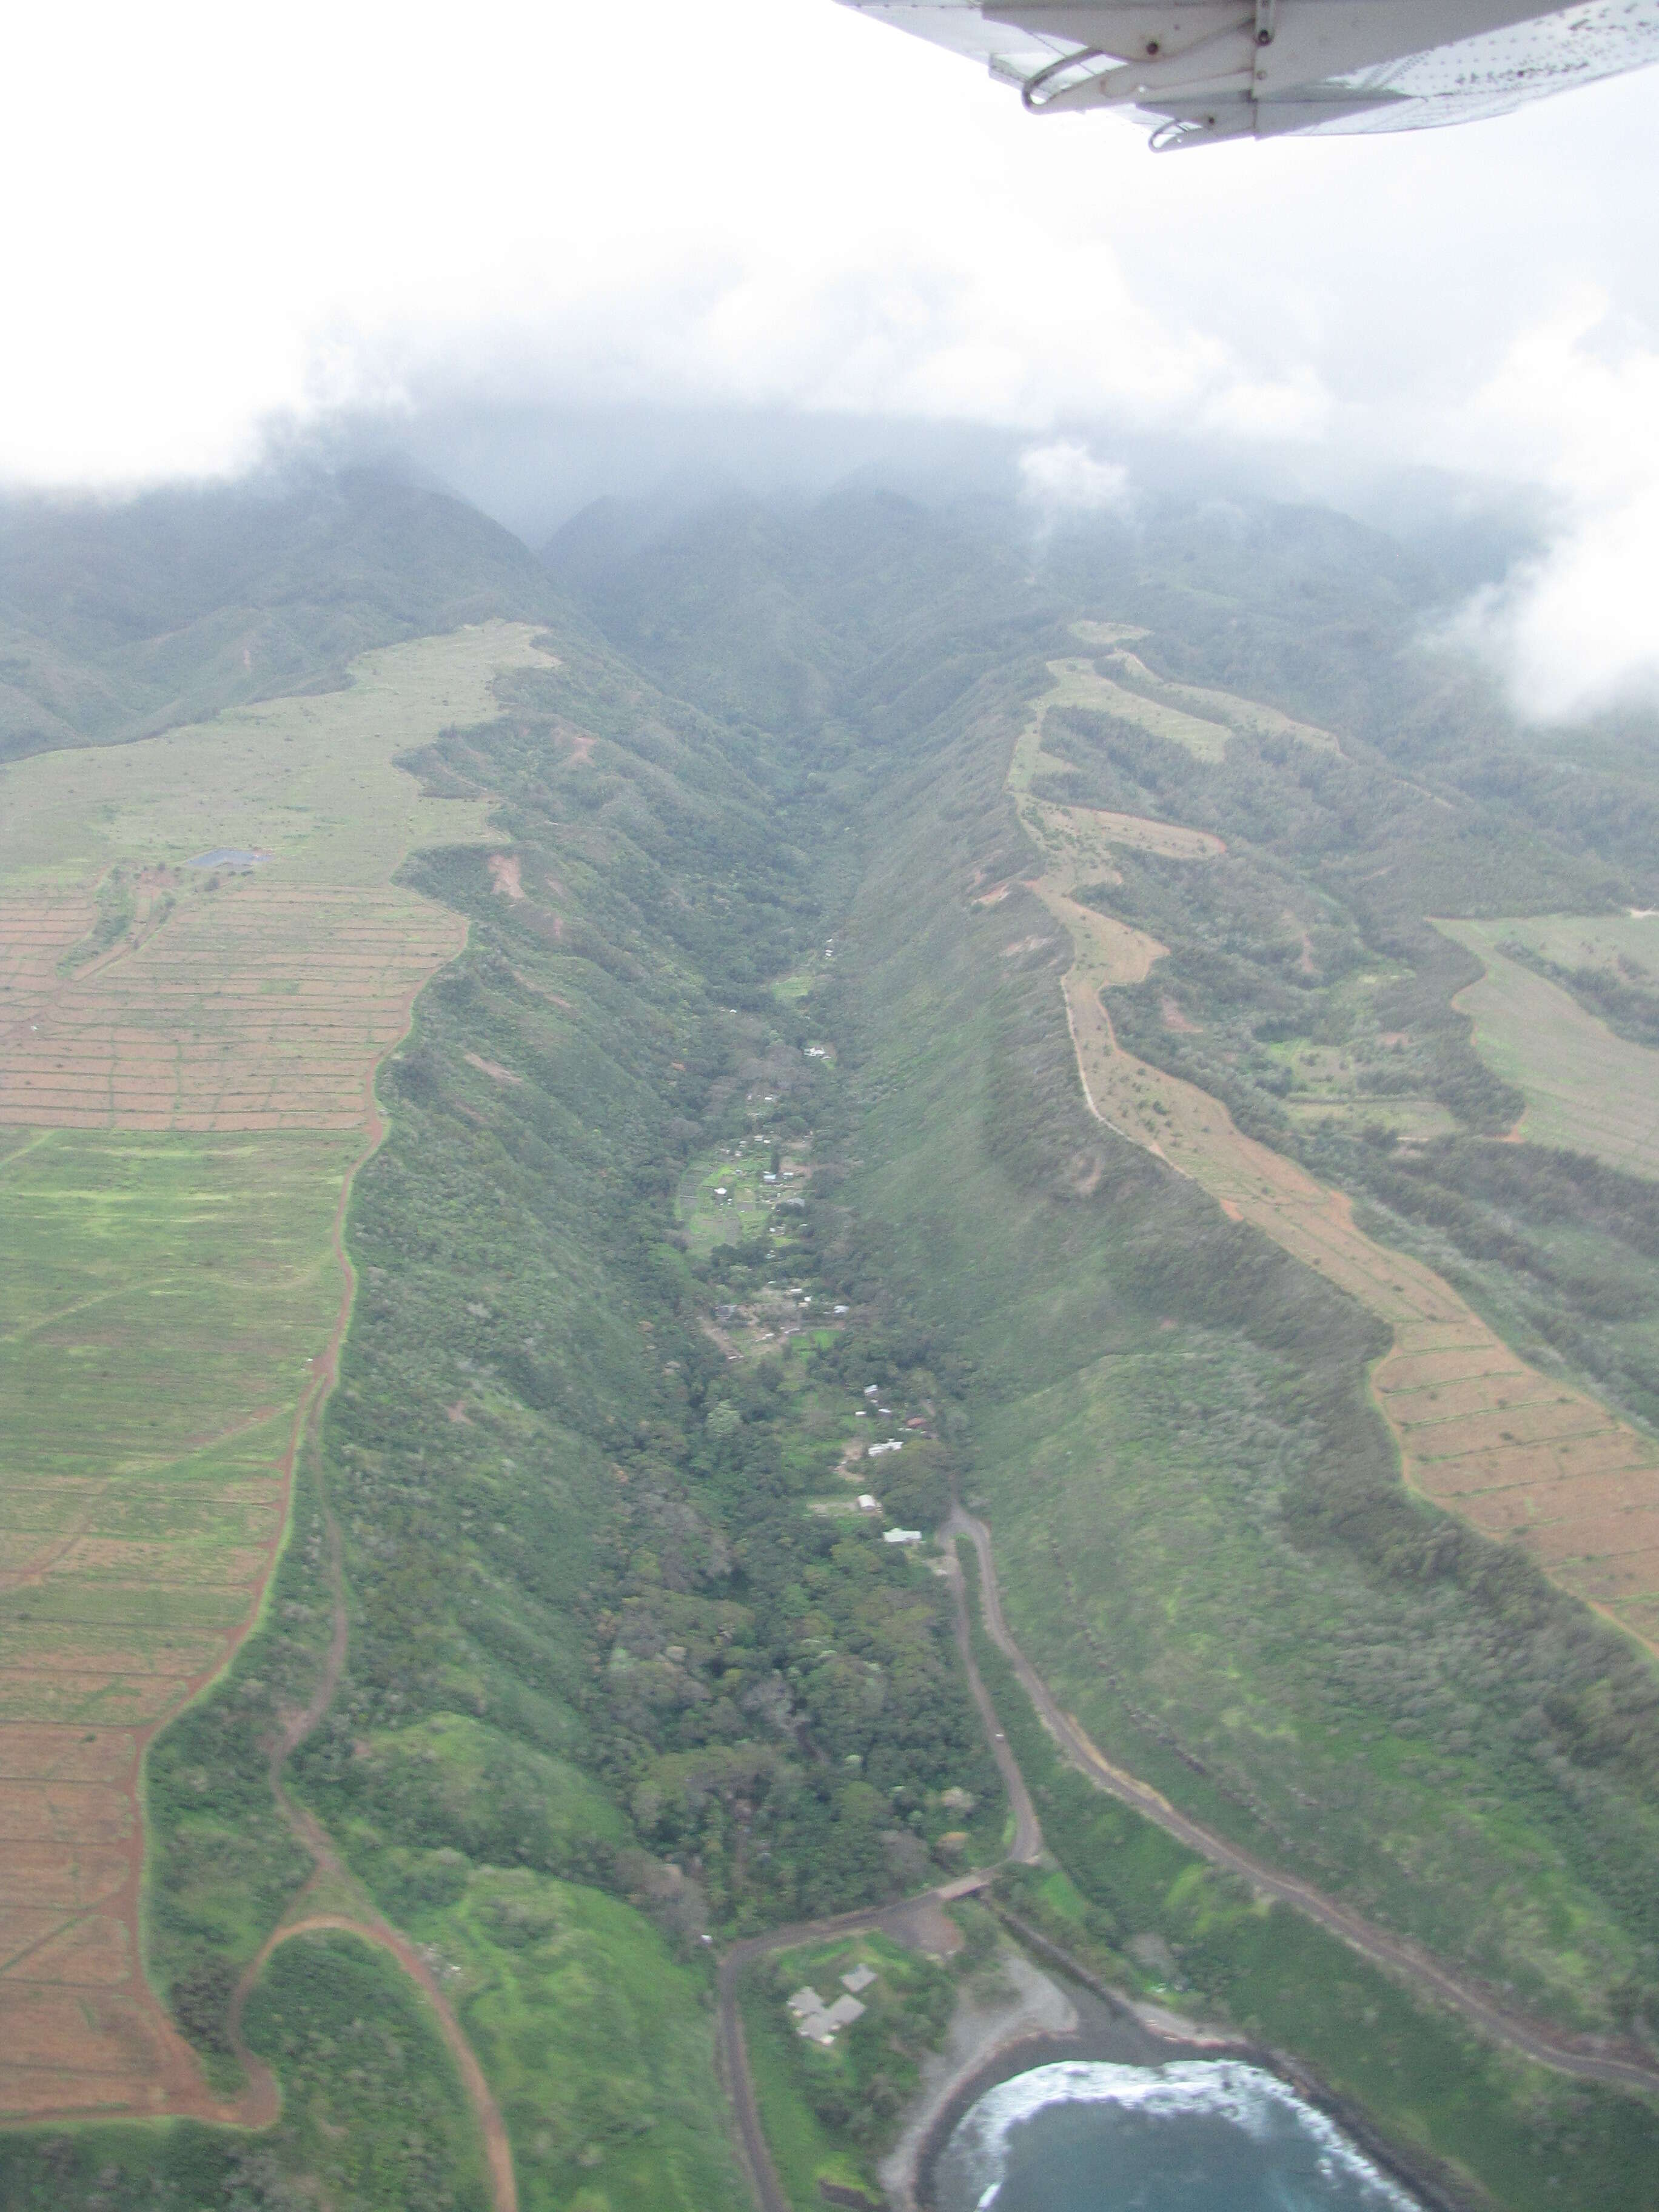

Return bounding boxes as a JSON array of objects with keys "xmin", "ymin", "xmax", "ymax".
[{"xmin": 7, "ymin": 474, "xmax": 1659, "ymax": 2211}]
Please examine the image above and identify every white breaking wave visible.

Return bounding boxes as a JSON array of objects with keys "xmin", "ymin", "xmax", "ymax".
[{"xmin": 948, "ymin": 2059, "xmax": 1419, "ymax": 2211}]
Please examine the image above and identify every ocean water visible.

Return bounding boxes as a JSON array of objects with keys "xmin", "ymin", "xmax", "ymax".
[{"xmin": 932, "ymin": 2060, "xmax": 1419, "ymax": 2212}]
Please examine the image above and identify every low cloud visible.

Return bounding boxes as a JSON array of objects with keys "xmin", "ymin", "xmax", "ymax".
[
  {"xmin": 7, "ymin": 2, "xmax": 1659, "ymax": 728},
  {"xmin": 1018, "ymin": 440, "xmax": 1132, "ymax": 518},
  {"xmin": 1446, "ymin": 294, "xmax": 1659, "ymax": 719}
]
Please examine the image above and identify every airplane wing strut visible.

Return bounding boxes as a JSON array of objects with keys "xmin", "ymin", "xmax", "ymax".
[{"xmin": 838, "ymin": 0, "xmax": 1659, "ymax": 147}]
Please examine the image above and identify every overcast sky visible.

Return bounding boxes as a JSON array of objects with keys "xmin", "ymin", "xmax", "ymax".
[{"xmin": 8, "ymin": 0, "xmax": 1659, "ymax": 713}]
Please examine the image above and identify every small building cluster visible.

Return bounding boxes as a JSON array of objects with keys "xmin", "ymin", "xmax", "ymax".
[{"xmin": 786, "ymin": 1963, "xmax": 878, "ymax": 2045}]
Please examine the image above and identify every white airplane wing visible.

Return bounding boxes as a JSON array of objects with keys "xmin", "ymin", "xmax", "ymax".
[{"xmin": 837, "ymin": 0, "xmax": 1659, "ymax": 147}]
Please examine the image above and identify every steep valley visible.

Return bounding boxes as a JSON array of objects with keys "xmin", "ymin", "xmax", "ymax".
[{"xmin": 4, "ymin": 480, "xmax": 1659, "ymax": 2212}]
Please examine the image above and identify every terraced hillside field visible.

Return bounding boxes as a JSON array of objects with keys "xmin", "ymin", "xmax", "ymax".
[
  {"xmin": 0, "ymin": 623, "xmax": 550, "ymax": 2120},
  {"xmin": 1013, "ymin": 651, "xmax": 1233, "ymax": 766},
  {"xmin": 1086, "ymin": 639, "xmax": 1339, "ymax": 755},
  {"xmin": 1009, "ymin": 655, "xmax": 1659, "ymax": 1660},
  {"xmin": 1436, "ymin": 916, "xmax": 1659, "ymax": 1182}
]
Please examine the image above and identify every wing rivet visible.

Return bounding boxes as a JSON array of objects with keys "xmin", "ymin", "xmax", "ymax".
[{"xmin": 1145, "ymin": 39, "xmax": 1159, "ymax": 53}]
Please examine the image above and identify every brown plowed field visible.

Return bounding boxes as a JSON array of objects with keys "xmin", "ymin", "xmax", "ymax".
[
  {"xmin": 0, "ymin": 885, "xmax": 461, "ymax": 1131},
  {"xmin": 0, "ymin": 622, "xmax": 552, "ymax": 2123},
  {"xmin": 1009, "ymin": 675, "xmax": 1659, "ymax": 1661},
  {"xmin": 0, "ymin": 899, "xmax": 96, "ymax": 996}
]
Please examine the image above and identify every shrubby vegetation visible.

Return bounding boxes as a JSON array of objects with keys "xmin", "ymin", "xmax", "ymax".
[
  {"xmin": 121, "ymin": 574, "xmax": 1007, "ymax": 2203},
  {"xmin": 559, "ymin": 492, "xmax": 1659, "ymax": 2048},
  {"xmin": 827, "ymin": 620, "xmax": 1659, "ymax": 2043},
  {"xmin": 0, "ymin": 1935, "xmax": 491, "ymax": 2212},
  {"xmin": 18, "ymin": 483, "xmax": 1659, "ymax": 2208},
  {"xmin": 969, "ymin": 1562, "xmax": 1659, "ymax": 2212},
  {"xmin": 739, "ymin": 1923, "xmax": 979, "ymax": 2207},
  {"xmin": 0, "ymin": 471, "xmax": 556, "ymax": 759},
  {"xmin": 144, "ymin": 1460, "xmax": 334, "ymax": 2080},
  {"xmin": 291, "ymin": 629, "xmax": 1004, "ymax": 1940}
]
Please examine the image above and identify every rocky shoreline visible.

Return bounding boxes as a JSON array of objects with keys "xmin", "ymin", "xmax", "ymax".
[
  {"xmin": 897, "ymin": 1942, "xmax": 1478, "ymax": 2212},
  {"xmin": 883, "ymin": 1946, "xmax": 1201, "ymax": 2212}
]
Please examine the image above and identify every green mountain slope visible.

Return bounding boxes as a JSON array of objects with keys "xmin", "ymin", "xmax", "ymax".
[
  {"xmin": 0, "ymin": 469, "xmax": 557, "ymax": 760},
  {"xmin": 554, "ymin": 488, "xmax": 1659, "ymax": 2156},
  {"xmin": 6, "ymin": 477, "xmax": 1659, "ymax": 2211}
]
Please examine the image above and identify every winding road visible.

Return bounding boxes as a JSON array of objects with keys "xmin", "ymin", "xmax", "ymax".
[
  {"xmin": 716, "ymin": 1875, "xmax": 1000, "ymax": 2212},
  {"xmin": 717, "ymin": 1503, "xmax": 1659, "ymax": 2212},
  {"xmin": 250, "ymin": 1400, "xmax": 1659, "ymax": 2212},
  {"xmin": 216, "ymin": 1000, "xmax": 521, "ymax": 2212},
  {"xmin": 944, "ymin": 1505, "xmax": 1659, "ymax": 2102},
  {"xmin": 940, "ymin": 1533, "xmax": 1044, "ymax": 1869}
]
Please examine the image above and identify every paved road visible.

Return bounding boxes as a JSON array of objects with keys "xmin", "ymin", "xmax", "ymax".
[
  {"xmin": 945, "ymin": 1506, "xmax": 1659, "ymax": 2102},
  {"xmin": 716, "ymin": 1877, "xmax": 996, "ymax": 2212},
  {"xmin": 720, "ymin": 1507, "xmax": 1659, "ymax": 2212},
  {"xmin": 714, "ymin": 1529, "xmax": 1025, "ymax": 2212},
  {"xmin": 941, "ymin": 1533, "xmax": 1044, "ymax": 1866}
]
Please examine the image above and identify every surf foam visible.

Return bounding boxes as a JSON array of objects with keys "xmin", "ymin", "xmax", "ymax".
[{"xmin": 948, "ymin": 2059, "xmax": 1418, "ymax": 2211}]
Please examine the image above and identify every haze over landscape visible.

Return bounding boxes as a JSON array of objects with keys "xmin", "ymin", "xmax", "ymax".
[{"xmin": 4, "ymin": 7, "xmax": 1659, "ymax": 2212}]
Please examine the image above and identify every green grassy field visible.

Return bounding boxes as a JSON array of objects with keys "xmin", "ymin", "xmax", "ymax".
[
  {"xmin": 967, "ymin": 1555, "xmax": 1659, "ymax": 2212},
  {"xmin": 1437, "ymin": 917, "xmax": 1659, "ymax": 1180},
  {"xmin": 677, "ymin": 1139, "xmax": 794, "ymax": 1258},
  {"xmin": 1095, "ymin": 642, "xmax": 1339, "ymax": 754},
  {"xmin": 825, "ymin": 661, "xmax": 1659, "ymax": 2068},
  {"xmin": 0, "ymin": 1128, "xmax": 352, "ymax": 2111},
  {"xmin": 0, "ymin": 622, "xmax": 549, "ymax": 2123},
  {"xmin": 0, "ymin": 1125, "xmax": 350, "ymax": 1707},
  {"xmin": 1470, "ymin": 911, "xmax": 1659, "ymax": 978},
  {"xmin": 365, "ymin": 1855, "xmax": 744, "ymax": 2211},
  {"xmin": 1025, "ymin": 653, "xmax": 1232, "ymax": 764},
  {"xmin": 0, "ymin": 622, "xmax": 514, "ymax": 893}
]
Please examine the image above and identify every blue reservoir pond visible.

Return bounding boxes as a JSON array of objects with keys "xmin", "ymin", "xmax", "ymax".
[{"xmin": 932, "ymin": 2061, "xmax": 1418, "ymax": 2212}]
